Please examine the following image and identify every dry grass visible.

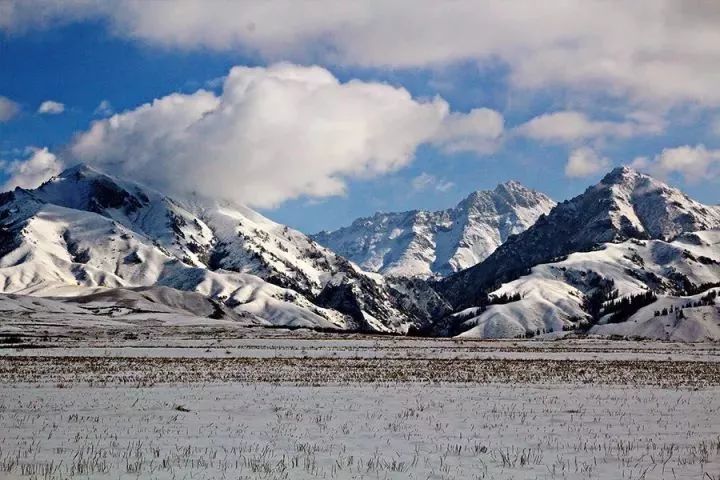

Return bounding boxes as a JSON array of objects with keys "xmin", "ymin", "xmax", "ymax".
[{"xmin": 1, "ymin": 355, "xmax": 719, "ymax": 387}]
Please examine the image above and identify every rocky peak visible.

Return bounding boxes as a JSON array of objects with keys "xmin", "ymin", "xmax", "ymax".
[{"xmin": 312, "ymin": 181, "xmax": 555, "ymax": 278}]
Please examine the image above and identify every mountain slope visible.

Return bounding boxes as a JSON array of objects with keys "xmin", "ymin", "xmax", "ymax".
[
  {"xmin": 434, "ymin": 167, "xmax": 720, "ymax": 340},
  {"xmin": 0, "ymin": 165, "xmax": 431, "ymax": 332},
  {"xmin": 448, "ymin": 231, "xmax": 720, "ymax": 339},
  {"xmin": 0, "ymin": 286, "xmax": 259, "ymax": 338},
  {"xmin": 312, "ymin": 181, "xmax": 555, "ymax": 278},
  {"xmin": 438, "ymin": 167, "xmax": 720, "ymax": 310},
  {"xmin": 589, "ymin": 286, "xmax": 720, "ymax": 342}
]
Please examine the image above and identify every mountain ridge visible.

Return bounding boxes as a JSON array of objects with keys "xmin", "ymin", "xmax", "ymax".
[
  {"xmin": 1, "ymin": 164, "xmax": 719, "ymax": 341},
  {"xmin": 437, "ymin": 166, "xmax": 720, "ymax": 311},
  {"xmin": 0, "ymin": 164, "xmax": 437, "ymax": 333},
  {"xmin": 431, "ymin": 166, "xmax": 720, "ymax": 339},
  {"xmin": 312, "ymin": 180, "xmax": 555, "ymax": 278}
]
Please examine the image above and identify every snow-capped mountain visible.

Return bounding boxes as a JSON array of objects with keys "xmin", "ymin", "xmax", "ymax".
[
  {"xmin": 312, "ymin": 181, "xmax": 555, "ymax": 278},
  {"xmin": 2, "ymin": 164, "xmax": 718, "ymax": 341},
  {"xmin": 439, "ymin": 167, "xmax": 720, "ymax": 309},
  {"xmin": 437, "ymin": 167, "xmax": 720, "ymax": 340},
  {"xmin": 0, "ymin": 165, "xmax": 431, "ymax": 333}
]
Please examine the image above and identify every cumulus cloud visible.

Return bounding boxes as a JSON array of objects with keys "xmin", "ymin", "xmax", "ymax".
[
  {"xmin": 0, "ymin": 95, "xmax": 20, "ymax": 122},
  {"xmin": 3, "ymin": 1, "xmax": 720, "ymax": 106},
  {"xmin": 516, "ymin": 111, "xmax": 664, "ymax": 144},
  {"xmin": 37, "ymin": 100, "xmax": 65, "ymax": 115},
  {"xmin": 69, "ymin": 64, "xmax": 499, "ymax": 207},
  {"xmin": 411, "ymin": 172, "xmax": 454, "ymax": 192},
  {"xmin": 565, "ymin": 147, "xmax": 611, "ymax": 178},
  {"xmin": 630, "ymin": 145, "xmax": 720, "ymax": 182},
  {"xmin": 1, "ymin": 147, "xmax": 64, "ymax": 190}
]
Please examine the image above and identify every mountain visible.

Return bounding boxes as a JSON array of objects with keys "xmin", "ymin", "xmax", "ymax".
[
  {"xmin": 436, "ymin": 167, "xmax": 720, "ymax": 340},
  {"xmin": 2, "ymin": 164, "xmax": 718, "ymax": 341},
  {"xmin": 0, "ymin": 165, "xmax": 438, "ymax": 333},
  {"xmin": 312, "ymin": 181, "xmax": 555, "ymax": 278},
  {"xmin": 438, "ymin": 167, "xmax": 720, "ymax": 309}
]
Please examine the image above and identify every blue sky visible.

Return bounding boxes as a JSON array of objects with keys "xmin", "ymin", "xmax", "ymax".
[{"xmin": 1, "ymin": 2, "xmax": 719, "ymax": 233}]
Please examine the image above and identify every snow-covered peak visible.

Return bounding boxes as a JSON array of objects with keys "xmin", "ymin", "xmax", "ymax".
[
  {"xmin": 593, "ymin": 166, "xmax": 720, "ymax": 240},
  {"xmin": 0, "ymin": 164, "xmax": 425, "ymax": 333},
  {"xmin": 599, "ymin": 165, "xmax": 642, "ymax": 183},
  {"xmin": 36, "ymin": 163, "xmax": 154, "ymax": 212},
  {"xmin": 312, "ymin": 183, "xmax": 555, "ymax": 278},
  {"xmin": 440, "ymin": 166, "xmax": 720, "ymax": 310},
  {"xmin": 494, "ymin": 179, "xmax": 529, "ymax": 194},
  {"xmin": 56, "ymin": 162, "xmax": 105, "ymax": 178}
]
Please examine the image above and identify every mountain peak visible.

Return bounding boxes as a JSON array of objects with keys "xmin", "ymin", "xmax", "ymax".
[
  {"xmin": 440, "ymin": 166, "xmax": 720, "ymax": 310},
  {"xmin": 462, "ymin": 180, "xmax": 536, "ymax": 206},
  {"xmin": 494, "ymin": 180, "xmax": 526, "ymax": 193},
  {"xmin": 57, "ymin": 163, "xmax": 106, "ymax": 180},
  {"xmin": 599, "ymin": 166, "xmax": 648, "ymax": 187},
  {"xmin": 0, "ymin": 164, "xmax": 423, "ymax": 333},
  {"xmin": 312, "ymin": 182, "xmax": 555, "ymax": 278}
]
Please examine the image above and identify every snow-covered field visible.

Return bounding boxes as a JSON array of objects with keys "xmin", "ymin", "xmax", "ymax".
[
  {"xmin": 2, "ymin": 335, "xmax": 720, "ymax": 479},
  {"xmin": 2, "ymin": 383, "xmax": 719, "ymax": 479}
]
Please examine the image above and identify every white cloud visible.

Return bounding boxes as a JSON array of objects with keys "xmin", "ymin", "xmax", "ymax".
[
  {"xmin": 516, "ymin": 111, "xmax": 664, "ymax": 144},
  {"xmin": 565, "ymin": 147, "xmax": 611, "ymax": 178},
  {"xmin": 69, "ymin": 64, "xmax": 498, "ymax": 208},
  {"xmin": 432, "ymin": 108, "xmax": 504, "ymax": 154},
  {"xmin": 630, "ymin": 145, "xmax": 720, "ymax": 182},
  {"xmin": 0, "ymin": 95, "xmax": 19, "ymax": 122},
  {"xmin": 4, "ymin": 1, "xmax": 720, "ymax": 106},
  {"xmin": 93, "ymin": 99, "xmax": 113, "ymax": 116},
  {"xmin": 411, "ymin": 172, "xmax": 454, "ymax": 192},
  {"xmin": 1, "ymin": 147, "xmax": 64, "ymax": 190},
  {"xmin": 37, "ymin": 100, "xmax": 65, "ymax": 115}
]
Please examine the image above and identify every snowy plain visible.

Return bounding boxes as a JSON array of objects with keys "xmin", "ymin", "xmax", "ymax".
[
  {"xmin": 1, "ymin": 382, "xmax": 719, "ymax": 480},
  {"xmin": 2, "ymin": 330, "xmax": 720, "ymax": 479}
]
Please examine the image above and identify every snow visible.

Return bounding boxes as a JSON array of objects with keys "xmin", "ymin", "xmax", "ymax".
[
  {"xmin": 1, "ymin": 378, "xmax": 719, "ymax": 479},
  {"xmin": 312, "ymin": 181, "xmax": 555, "ymax": 278},
  {"xmin": 2, "ymin": 164, "xmax": 720, "ymax": 341},
  {"xmin": 590, "ymin": 288, "xmax": 720, "ymax": 342},
  {"xmin": 6, "ymin": 336, "xmax": 720, "ymax": 362},
  {"xmin": 439, "ymin": 167, "xmax": 720, "ymax": 313},
  {"xmin": 455, "ymin": 233, "xmax": 720, "ymax": 340},
  {"xmin": 441, "ymin": 168, "xmax": 720, "ymax": 339},
  {"xmin": 0, "ymin": 165, "xmax": 416, "ymax": 333}
]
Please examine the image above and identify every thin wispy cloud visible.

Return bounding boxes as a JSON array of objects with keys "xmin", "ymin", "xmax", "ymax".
[
  {"xmin": 412, "ymin": 173, "xmax": 454, "ymax": 192},
  {"xmin": 93, "ymin": 99, "xmax": 113, "ymax": 117},
  {"xmin": 565, "ymin": 147, "xmax": 610, "ymax": 178},
  {"xmin": 37, "ymin": 100, "xmax": 64, "ymax": 115}
]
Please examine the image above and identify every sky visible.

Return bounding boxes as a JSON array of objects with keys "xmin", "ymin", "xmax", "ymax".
[{"xmin": 1, "ymin": 1, "xmax": 720, "ymax": 233}]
